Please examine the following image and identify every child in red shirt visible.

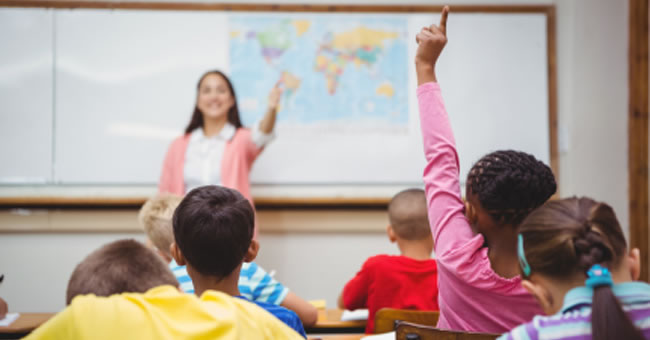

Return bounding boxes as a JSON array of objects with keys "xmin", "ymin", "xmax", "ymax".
[{"xmin": 338, "ymin": 188, "xmax": 439, "ymax": 334}]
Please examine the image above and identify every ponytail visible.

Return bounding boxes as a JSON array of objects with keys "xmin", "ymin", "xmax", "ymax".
[
  {"xmin": 591, "ymin": 284, "xmax": 644, "ymax": 340},
  {"xmin": 583, "ymin": 204, "xmax": 644, "ymax": 340}
]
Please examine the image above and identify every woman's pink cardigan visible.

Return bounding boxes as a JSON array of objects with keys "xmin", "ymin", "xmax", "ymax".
[{"xmin": 158, "ymin": 128, "xmax": 262, "ymax": 204}]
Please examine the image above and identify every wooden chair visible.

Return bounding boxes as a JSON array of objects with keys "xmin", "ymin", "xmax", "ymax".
[
  {"xmin": 374, "ymin": 308, "xmax": 440, "ymax": 334},
  {"xmin": 396, "ymin": 321, "xmax": 500, "ymax": 340}
]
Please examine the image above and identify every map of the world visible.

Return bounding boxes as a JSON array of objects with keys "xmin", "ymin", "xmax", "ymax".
[{"xmin": 229, "ymin": 15, "xmax": 409, "ymax": 130}]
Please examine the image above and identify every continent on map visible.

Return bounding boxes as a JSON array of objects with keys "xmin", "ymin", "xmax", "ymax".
[
  {"xmin": 292, "ymin": 20, "xmax": 311, "ymax": 37},
  {"xmin": 247, "ymin": 21, "xmax": 294, "ymax": 63},
  {"xmin": 314, "ymin": 27, "xmax": 399, "ymax": 95},
  {"xmin": 280, "ymin": 71, "xmax": 302, "ymax": 98},
  {"xmin": 376, "ymin": 82, "xmax": 395, "ymax": 98}
]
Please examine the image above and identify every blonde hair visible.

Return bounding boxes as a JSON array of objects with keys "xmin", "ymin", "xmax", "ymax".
[{"xmin": 138, "ymin": 194, "xmax": 183, "ymax": 257}]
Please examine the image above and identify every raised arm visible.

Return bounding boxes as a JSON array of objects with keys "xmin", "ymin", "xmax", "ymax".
[
  {"xmin": 415, "ymin": 6, "xmax": 448, "ymax": 85},
  {"xmin": 415, "ymin": 7, "xmax": 475, "ymax": 257},
  {"xmin": 258, "ymin": 83, "xmax": 283, "ymax": 134}
]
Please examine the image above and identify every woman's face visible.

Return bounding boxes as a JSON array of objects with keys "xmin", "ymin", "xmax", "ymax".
[{"xmin": 197, "ymin": 73, "xmax": 235, "ymax": 121}]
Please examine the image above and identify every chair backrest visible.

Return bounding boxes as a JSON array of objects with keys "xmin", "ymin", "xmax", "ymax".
[
  {"xmin": 396, "ymin": 321, "xmax": 500, "ymax": 340},
  {"xmin": 374, "ymin": 308, "xmax": 440, "ymax": 334}
]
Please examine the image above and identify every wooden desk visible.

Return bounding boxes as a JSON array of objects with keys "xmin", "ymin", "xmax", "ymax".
[
  {"xmin": 310, "ymin": 335, "xmax": 365, "ymax": 340},
  {"xmin": 0, "ymin": 313, "xmax": 53, "ymax": 339},
  {"xmin": 306, "ymin": 309, "xmax": 366, "ymax": 334}
]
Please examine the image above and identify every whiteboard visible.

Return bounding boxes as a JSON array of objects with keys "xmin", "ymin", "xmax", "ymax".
[
  {"xmin": 0, "ymin": 8, "xmax": 551, "ymax": 194},
  {"xmin": 0, "ymin": 8, "xmax": 54, "ymax": 184},
  {"xmin": 55, "ymin": 10, "xmax": 229, "ymax": 183}
]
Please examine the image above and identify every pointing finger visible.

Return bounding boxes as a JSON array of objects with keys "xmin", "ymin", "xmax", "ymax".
[{"xmin": 439, "ymin": 6, "xmax": 449, "ymax": 35}]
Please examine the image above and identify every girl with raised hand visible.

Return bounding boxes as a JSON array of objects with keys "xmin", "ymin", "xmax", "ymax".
[
  {"xmin": 500, "ymin": 197, "xmax": 648, "ymax": 340},
  {"xmin": 415, "ymin": 6, "xmax": 557, "ymax": 333}
]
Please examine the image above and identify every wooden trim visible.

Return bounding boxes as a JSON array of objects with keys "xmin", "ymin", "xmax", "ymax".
[
  {"xmin": 546, "ymin": 6, "xmax": 559, "ymax": 182},
  {"xmin": 0, "ymin": 3, "xmax": 558, "ymax": 208},
  {"xmin": 0, "ymin": 208, "xmax": 388, "ymax": 232},
  {"xmin": 0, "ymin": 1, "xmax": 552, "ymax": 13},
  {"xmin": 629, "ymin": 0, "xmax": 649, "ymax": 282},
  {"xmin": 0, "ymin": 196, "xmax": 390, "ymax": 208}
]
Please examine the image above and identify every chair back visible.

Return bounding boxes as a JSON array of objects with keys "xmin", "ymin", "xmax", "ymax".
[
  {"xmin": 374, "ymin": 308, "xmax": 439, "ymax": 334},
  {"xmin": 396, "ymin": 321, "xmax": 500, "ymax": 340}
]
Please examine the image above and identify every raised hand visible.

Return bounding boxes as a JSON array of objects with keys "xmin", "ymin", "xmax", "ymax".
[{"xmin": 415, "ymin": 6, "xmax": 449, "ymax": 84}]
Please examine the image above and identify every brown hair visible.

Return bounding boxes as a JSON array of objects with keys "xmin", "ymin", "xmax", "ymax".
[
  {"xmin": 66, "ymin": 239, "xmax": 178, "ymax": 305},
  {"xmin": 388, "ymin": 188, "xmax": 431, "ymax": 240},
  {"xmin": 138, "ymin": 194, "xmax": 183, "ymax": 257},
  {"xmin": 519, "ymin": 197, "xmax": 643, "ymax": 340},
  {"xmin": 184, "ymin": 70, "xmax": 243, "ymax": 134}
]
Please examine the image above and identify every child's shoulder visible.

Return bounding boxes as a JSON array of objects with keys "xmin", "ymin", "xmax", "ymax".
[{"xmin": 363, "ymin": 254, "xmax": 435, "ymax": 267}]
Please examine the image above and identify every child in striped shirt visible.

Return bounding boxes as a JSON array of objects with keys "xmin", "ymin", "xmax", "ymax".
[
  {"xmin": 500, "ymin": 197, "xmax": 650, "ymax": 340},
  {"xmin": 139, "ymin": 193, "xmax": 317, "ymax": 326}
]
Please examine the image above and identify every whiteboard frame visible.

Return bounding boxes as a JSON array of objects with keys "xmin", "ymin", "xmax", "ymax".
[{"xmin": 0, "ymin": 2, "xmax": 557, "ymax": 207}]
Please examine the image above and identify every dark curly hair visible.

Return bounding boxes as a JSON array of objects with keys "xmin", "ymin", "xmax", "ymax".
[{"xmin": 466, "ymin": 150, "xmax": 557, "ymax": 226}]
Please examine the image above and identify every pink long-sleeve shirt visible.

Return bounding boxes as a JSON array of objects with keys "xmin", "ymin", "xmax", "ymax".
[{"xmin": 417, "ymin": 82, "xmax": 542, "ymax": 333}]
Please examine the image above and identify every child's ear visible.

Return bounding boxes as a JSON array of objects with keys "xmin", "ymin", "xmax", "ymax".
[
  {"xmin": 244, "ymin": 239, "xmax": 260, "ymax": 262},
  {"xmin": 522, "ymin": 279, "xmax": 555, "ymax": 315},
  {"xmin": 465, "ymin": 201, "xmax": 478, "ymax": 225},
  {"xmin": 170, "ymin": 242, "xmax": 186, "ymax": 266},
  {"xmin": 387, "ymin": 225, "xmax": 397, "ymax": 243},
  {"xmin": 628, "ymin": 247, "xmax": 641, "ymax": 281}
]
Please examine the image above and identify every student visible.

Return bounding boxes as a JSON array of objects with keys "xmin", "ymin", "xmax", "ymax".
[
  {"xmin": 338, "ymin": 188, "xmax": 438, "ymax": 334},
  {"xmin": 26, "ymin": 239, "xmax": 304, "ymax": 340},
  {"xmin": 500, "ymin": 197, "xmax": 650, "ymax": 340},
  {"xmin": 138, "ymin": 194, "xmax": 318, "ymax": 326},
  {"xmin": 415, "ymin": 7, "xmax": 557, "ymax": 333},
  {"xmin": 170, "ymin": 185, "xmax": 307, "ymax": 338},
  {"xmin": 65, "ymin": 239, "xmax": 178, "ymax": 304}
]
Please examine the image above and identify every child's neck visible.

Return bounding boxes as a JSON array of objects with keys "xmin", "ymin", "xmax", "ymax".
[
  {"xmin": 485, "ymin": 227, "xmax": 520, "ymax": 278},
  {"xmin": 187, "ymin": 264, "xmax": 242, "ymax": 297},
  {"xmin": 398, "ymin": 240, "xmax": 433, "ymax": 261}
]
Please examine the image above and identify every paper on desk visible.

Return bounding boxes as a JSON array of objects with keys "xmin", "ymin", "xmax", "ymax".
[
  {"xmin": 341, "ymin": 309, "xmax": 368, "ymax": 321},
  {"xmin": 361, "ymin": 331, "xmax": 395, "ymax": 340},
  {"xmin": 0, "ymin": 313, "xmax": 20, "ymax": 327}
]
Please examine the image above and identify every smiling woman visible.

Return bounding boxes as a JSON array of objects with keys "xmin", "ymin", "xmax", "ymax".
[{"xmin": 158, "ymin": 70, "xmax": 282, "ymax": 211}]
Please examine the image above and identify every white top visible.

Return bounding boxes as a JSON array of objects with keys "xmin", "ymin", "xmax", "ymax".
[{"xmin": 183, "ymin": 122, "xmax": 275, "ymax": 194}]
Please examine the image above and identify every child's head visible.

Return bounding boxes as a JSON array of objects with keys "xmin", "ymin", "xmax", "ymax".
[
  {"xmin": 387, "ymin": 188, "xmax": 431, "ymax": 242},
  {"xmin": 171, "ymin": 185, "xmax": 256, "ymax": 281},
  {"xmin": 66, "ymin": 239, "xmax": 178, "ymax": 305},
  {"xmin": 465, "ymin": 150, "xmax": 556, "ymax": 232},
  {"xmin": 518, "ymin": 197, "xmax": 642, "ymax": 340},
  {"xmin": 138, "ymin": 194, "xmax": 183, "ymax": 261}
]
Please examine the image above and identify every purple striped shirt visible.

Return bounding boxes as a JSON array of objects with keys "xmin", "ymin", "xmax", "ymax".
[{"xmin": 498, "ymin": 282, "xmax": 650, "ymax": 340}]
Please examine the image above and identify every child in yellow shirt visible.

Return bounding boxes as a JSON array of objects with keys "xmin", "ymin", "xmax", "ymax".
[{"xmin": 25, "ymin": 239, "xmax": 303, "ymax": 340}]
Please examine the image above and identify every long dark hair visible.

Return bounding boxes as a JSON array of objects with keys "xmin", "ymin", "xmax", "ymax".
[
  {"xmin": 519, "ymin": 197, "xmax": 644, "ymax": 340},
  {"xmin": 184, "ymin": 70, "xmax": 243, "ymax": 134}
]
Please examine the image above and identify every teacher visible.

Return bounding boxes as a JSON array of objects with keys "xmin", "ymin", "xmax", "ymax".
[{"xmin": 158, "ymin": 70, "xmax": 281, "ymax": 205}]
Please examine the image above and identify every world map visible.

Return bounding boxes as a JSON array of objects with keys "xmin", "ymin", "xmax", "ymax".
[{"xmin": 229, "ymin": 15, "xmax": 408, "ymax": 129}]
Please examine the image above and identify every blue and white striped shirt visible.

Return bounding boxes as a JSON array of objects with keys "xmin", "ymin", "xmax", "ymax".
[{"xmin": 169, "ymin": 260, "xmax": 290, "ymax": 305}]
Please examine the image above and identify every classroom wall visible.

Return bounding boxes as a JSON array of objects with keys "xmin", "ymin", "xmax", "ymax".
[{"xmin": 0, "ymin": 0, "xmax": 631, "ymax": 313}]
